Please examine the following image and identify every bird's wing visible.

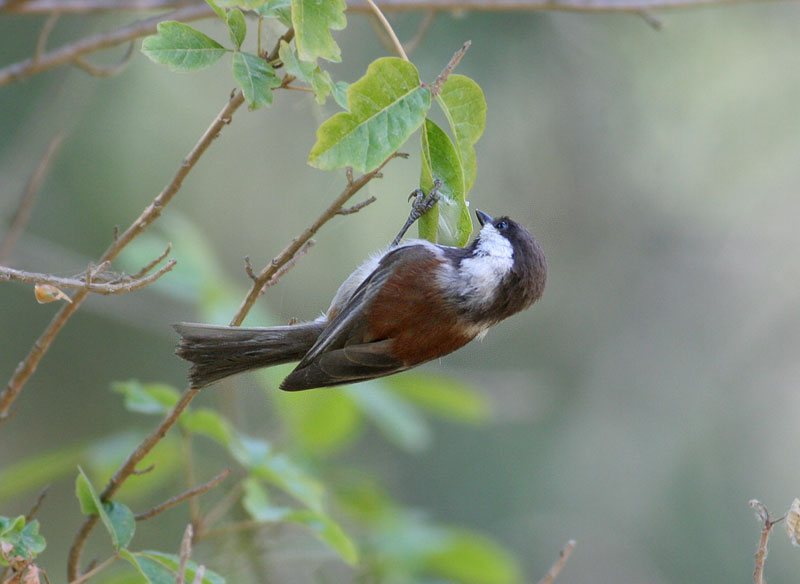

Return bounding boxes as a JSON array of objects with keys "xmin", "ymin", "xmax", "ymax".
[
  {"xmin": 291, "ymin": 244, "xmax": 437, "ymax": 373},
  {"xmin": 280, "ymin": 340, "xmax": 410, "ymax": 390}
]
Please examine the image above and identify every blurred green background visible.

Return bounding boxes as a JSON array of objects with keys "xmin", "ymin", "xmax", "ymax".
[{"xmin": 2, "ymin": 4, "xmax": 800, "ymax": 583}]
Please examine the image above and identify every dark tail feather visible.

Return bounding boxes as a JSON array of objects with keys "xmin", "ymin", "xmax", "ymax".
[{"xmin": 173, "ymin": 321, "xmax": 325, "ymax": 388}]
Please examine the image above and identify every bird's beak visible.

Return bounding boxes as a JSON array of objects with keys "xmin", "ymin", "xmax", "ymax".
[{"xmin": 475, "ymin": 210, "xmax": 493, "ymax": 227}]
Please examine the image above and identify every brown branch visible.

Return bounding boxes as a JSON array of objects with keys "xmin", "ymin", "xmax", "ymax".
[
  {"xmin": 25, "ymin": 486, "xmax": 50, "ymax": 522},
  {"xmin": 0, "ymin": 4, "xmax": 213, "ymax": 86},
  {"xmin": 365, "ymin": 0, "xmax": 409, "ymax": 60},
  {"xmin": 72, "ymin": 40, "xmax": 135, "ymax": 77},
  {"xmin": 0, "ymin": 0, "xmax": 775, "ymax": 14},
  {"xmin": 336, "ymin": 196, "xmax": 377, "ymax": 215},
  {"xmin": 0, "ymin": 258, "xmax": 176, "ymax": 295},
  {"xmin": 66, "ymin": 553, "xmax": 118, "ymax": 584},
  {"xmin": 34, "ymin": 12, "xmax": 60, "ymax": 61},
  {"xmin": 230, "ymin": 151, "xmax": 407, "ymax": 327},
  {"xmin": 0, "ymin": 134, "xmax": 64, "ymax": 262},
  {"xmin": 1, "ymin": 87, "xmax": 245, "ymax": 422},
  {"xmin": 430, "ymin": 40, "xmax": 470, "ymax": 97},
  {"xmin": 749, "ymin": 500, "xmax": 785, "ymax": 584},
  {"xmin": 258, "ymin": 240, "xmax": 315, "ymax": 295},
  {"xmin": 176, "ymin": 524, "xmax": 193, "ymax": 584},
  {"xmin": 537, "ymin": 540, "xmax": 576, "ymax": 584},
  {"xmin": 64, "ymin": 29, "xmax": 297, "ymax": 581},
  {"xmin": 134, "ymin": 469, "xmax": 230, "ymax": 522}
]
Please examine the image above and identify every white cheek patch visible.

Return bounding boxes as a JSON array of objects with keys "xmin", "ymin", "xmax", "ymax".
[{"xmin": 456, "ymin": 224, "xmax": 514, "ymax": 306}]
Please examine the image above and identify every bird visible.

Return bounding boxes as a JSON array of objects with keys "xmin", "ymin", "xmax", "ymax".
[{"xmin": 174, "ymin": 203, "xmax": 546, "ymax": 391}]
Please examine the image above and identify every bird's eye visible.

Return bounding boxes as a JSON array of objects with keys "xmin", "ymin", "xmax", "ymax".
[{"xmin": 495, "ymin": 220, "xmax": 508, "ymax": 230}]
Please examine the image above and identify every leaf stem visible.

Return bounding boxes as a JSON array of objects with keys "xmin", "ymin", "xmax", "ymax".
[{"xmin": 364, "ymin": 0, "xmax": 409, "ymax": 61}]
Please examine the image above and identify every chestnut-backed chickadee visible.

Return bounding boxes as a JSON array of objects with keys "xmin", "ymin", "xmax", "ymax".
[{"xmin": 174, "ymin": 209, "xmax": 546, "ymax": 391}]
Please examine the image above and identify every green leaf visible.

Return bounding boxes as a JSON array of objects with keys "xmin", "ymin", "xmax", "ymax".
[
  {"xmin": 256, "ymin": 0, "xmax": 292, "ymax": 27},
  {"xmin": 204, "ymin": 0, "xmax": 226, "ymax": 21},
  {"xmin": 345, "ymin": 383, "xmax": 431, "ymax": 453},
  {"xmin": 112, "ymin": 380, "xmax": 180, "ymax": 415},
  {"xmin": 424, "ymin": 530, "xmax": 521, "ymax": 584},
  {"xmin": 0, "ymin": 517, "xmax": 46, "ymax": 564},
  {"xmin": 278, "ymin": 40, "xmax": 343, "ymax": 105},
  {"xmin": 437, "ymin": 75, "xmax": 487, "ymax": 193},
  {"xmin": 242, "ymin": 479, "xmax": 358, "ymax": 565},
  {"xmin": 133, "ymin": 551, "xmax": 225, "ymax": 584},
  {"xmin": 232, "ymin": 52, "xmax": 281, "ymax": 109},
  {"xmin": 227, "ymin": 8, "xmax": 247, "ymax": 49},
  {"xmin": 386, "ymin": 373, "xmax": 489, "ymax": 424},
  {"xmin": 309, "ymin": 58, "xmax": 431, "ymax": 172},
  {"xmin": 141, "ymin": 21, "xmax": 226, "ymax": 72},
  {"xmin": 273, "ymin": 388, "xmax": 362, "ymax": 456},
  {"xmin": 419, "ymin": 118, "xmax": 472, "ymax": 246},
  {"xmin": 75, "ymin": 468, "xmax": 135, "ymax": 550},
  {"xmin": 252, "ymin": 453, "xmax": 325, "ymax": 512},
  {"xmin": 291, "ymin": 0, "xmax": 346, "ymax": 63}
]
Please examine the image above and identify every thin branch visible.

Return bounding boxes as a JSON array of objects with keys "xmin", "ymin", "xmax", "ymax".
[
  {"xmin": 0, "ymin": 134, "xmax": 64, "ymax": 262},
  {"xmin": 134, "ymin": 469, "xmax": 230, "ymax": 522},
  {"xmin": 1, "ymin": 88, "xmax": 245, "ymax": 424},
  {"xmin": 537, "ymin": 540, "xmax": 576, "ymax": 584},
  {"xmin": 25, "ymin": 487, "xmax": 50, "ymax": 521},
  {"xmin": 365, "ymin": 0, "xmax": 409, "ymax": 60},
  {"xmin": 176, "ymin": 524, "xmax": 193, "ymax": 584},
  {"xmin": 0, "ymin": 4, "xmax": 213, "ymax": 86},
  {"xmin": 72, "ymin": 40, "xmax": 135, "ymax": 77},
  {"xmin": 34, "ymin": 13, "xmax": 60, "ymax": 61},
  {"xmin": 194, "ymin": 481, "xmax": 243, "ymax": 536},
  {"xmin": 0, "ymin": 0, "xmax": 775, "ymax": 14},
  {"xmin": 131, "ymin": 463, "xmax": 156, "ymax": 475},
  {"xmin": 229, "ymin": 151, "xmax": 408, "ymax": 327},
  {"xmin": 131, "ymin": 243, "xmax": 173, "ymax": 279},
  {"xmin": 0, "ymin": 259, "xmax": 176, "ymax": 295},
  {"xmin": 749, "ymin": 499, "xmax": 785, "ymax": 584},
  {"xmin": 336, "ymin": 196, "xmax": 377, "ymax": 215},
  {"xmin": 190, "ymin": 566, "xmax": 205, "ymax": 584},
  {"xmin": 430, "ymin": 40, "xmax": 470, "ymax": 96},
  {"xmin": 65, "ymin": 28, "xmax": 296, "ymax": 580},
  {"xmin": 258, "ymin": 240, "xmax": 315, "ymax": 295},
  {"xmin": 67, "ymin": 553, "xmax": 118, "ymax": 584}
]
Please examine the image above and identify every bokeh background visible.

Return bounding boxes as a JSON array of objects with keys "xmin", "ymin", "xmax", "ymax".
[{"xmin": 2, "ymin": 4, "xmax": 800, "ymax": 583}]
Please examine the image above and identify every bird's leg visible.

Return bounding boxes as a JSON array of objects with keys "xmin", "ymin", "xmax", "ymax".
[{"xmin": 391, "ymin": 179, "xmax": 442, "ymax": 247}]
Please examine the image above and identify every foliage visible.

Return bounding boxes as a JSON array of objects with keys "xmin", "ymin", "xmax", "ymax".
[{"xmin": 0, "ymin": 3, "xmax": 518, "ymax": 584}]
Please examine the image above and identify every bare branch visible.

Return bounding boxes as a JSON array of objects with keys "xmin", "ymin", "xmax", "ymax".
[
  {"xmin": 25, "ymin": 487, "xmax": 50, "ymax": 522},
  {"xmin": 0, "ymin": 134, "xmax": 64, "ymax": 262},
  {"xmin": 72, "ymin": 40, "xmax": 135, "ymax": 77},
  {"xmin": 131, "ymin": 463, "xmax": 156, "ymax": 475},
  {"xmin": 365, "ymin": 0, "xmax": 409, "ymax": 60},
  {"xmin": 230, "ymin": 151, "xmax": 408, "ymax": 327},
  {"xmin": 0, "ymin": 259, "xmax": 176, "ymax": 295},
  {"xmin": 336, "ymin": 196, "xmax": 377, "ymax": 215},
  {"xmin": 258, "ymin": 240, "xmax": 315, "ymax": 295},
  {"xmin": 176, "ymin": 524, "xmax": 193, "ymax": 584},
  {"xmin": 135, "ymin": 470, "xmax": 231, "ymax": 522},
  {"xmin": 749, "ymin": 499, "xmax": 786, "ymax": 584},
  {"xmin": 66, "ymin": 554, "xmax": 118, "ymax": 584},
  {"xmin": 430, "ymin": 41, "xmax": 471, "ymax": 97},
  {"xmin": 537, "ymin": 540, "xmax": 576, "ymax": 584},
  {"xmin": 0, "ymin": 5, "xmax": 212, "ymax": 86},
  {"xmin": 34, "ymin": 13, "xmax": 60, "ymax": 61}
]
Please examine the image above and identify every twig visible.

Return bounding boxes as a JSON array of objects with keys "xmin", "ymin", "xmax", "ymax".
[
  {"xmin": 67, "ymin": 553, "xmax": 118, "ymax": 584},
  {"xmin": 131, "ymin": 243, "xmax": 173, "ymax": 279},
  {"xmin": 194, "ymin": 481, "xmax": 243, "ymax": 536},
  {"xmin": 430, "ymin": 40, "xmax": 470, "ymax": 97},
  {"xmin": 1, "ymin": 88, "xmax": 245, "ymax": 424},
  {"xmin": 0, "ymin": 4, "xmax": 213, "ymax": 86},
  {"xmin": 637, "ymin": 9, "xmax": 664, "ymax": 27},
  {"xmin": 336, "ymin": 196, "xmax": 377, "ymax": 215},
  {"xmin": 365, "ymin": 0, "xmax": 409, "ymax": 60},
  {"xmin": 190, "ymin": 565, "xmax": 205, "ymax": 584},
  {"xmin": 131, "ymin": 463, "xmax": 156, "ymax": 475},
  {"xmin": 25, "ymin": 486, "xmax": 50, "ymax": 521},
  {"xmin": 0, "ymin": 134, "xmax": 64, "ymax": 262},
  {"xmin": 537, "ymin": 540, "xmax": 576, "ymax": 584},
  {"xmin": 34, "ymin": 12, "xmax": 60, "ymax": 61},
  {"xmin": 176, "ymin": 524, "xmax": 193, "ymax": 584},
  {"xmin": 65, "ymin": 29, "xmax": 296, "ymax": 580},
  {"xmin": 72, "ymin": 40, "xmax": 135, "ymax": 77},
  {"xmin": 135, "ymin": 468, "xmax": 230, "ymax": 521},
  {"xmin": 230, "ymin": 151, "xmax": 408, "ymax": 327},
  {"xmin": 0, "ymin": 259, "xmax": 176, "ymax": 295},
  {"xmin": 258, "ymin": 240, "xmax": 315, "ymax": 295},
  {"xmin": 750, "ymin": 499, "xmax": 786, "ymax": 584}
]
